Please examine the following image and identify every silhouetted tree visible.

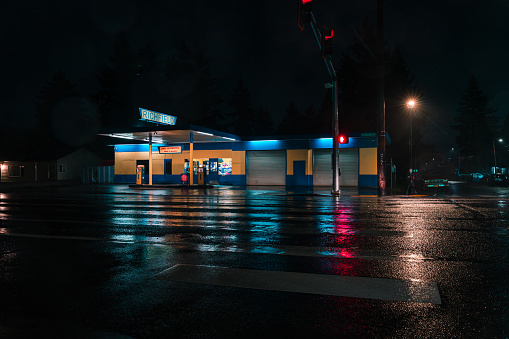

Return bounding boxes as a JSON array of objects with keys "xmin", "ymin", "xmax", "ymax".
[
  {"xmin": 132, "ymin": 43, "xmax": 161, "ymax": 115},
  {"xmin": 91, "ymin": 31, "xmax": 138, "ymax": 130},
  {"xmin": 337, "ymin": 18, "xmax": 417, "ymax": 179},
  {"xmin": 36, "ymin": 71, "xmax": 101, "ymax": 150},
  {"xmin": 153, "ymin": 43, "xmax": 224, "ymax": 127},
  {"xmin": 223, "ymin": 78, "xmax": 255, "ymax": 136},
  {"xmin": 252, "ymin": 106, "xmax": 274, "ymax": 136},
  {"xmin": 191, "ymin": 48, "xmax": 223, "ymax": 128},
  {"xmin": 338, "ymin": 18, "xmax": 381, "ymax": 134},
  {"xmin": 277, "ymin": 101, "xmax": 304, "ymax": 135},
  {"xmin": 91, "ymin": 36, "xmax": 224, "ymax": 131},
  {"xmin": 452, "ymin": 76, "xmax": 499, "ymax": 172},
  {"xmin": 499, "ymin": 111, "xmax": 509, "ymax": 168},
  {"xmin": 302, "ymin": 104, "xmax": 319, "ymax": 134},
  {"xmin": 314, "ymin": 89, "xmax": 333, "ymax": 135}
]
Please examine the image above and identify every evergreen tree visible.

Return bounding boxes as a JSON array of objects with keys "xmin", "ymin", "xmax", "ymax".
[
  {"xmin": 160, "ymin": 43, "xmax": 199, "ymax": 122},
  {"xmin": 337, "ymin": 18, "xmax": 416, "ymax": 178},
  {"xmin": 452, "ymin": 76, "xmax": 499, "ymax": 172},
  {"xmin": 36, "ymin": 71, "xmax": 101, "ymax": 150},
  {"xmin": 34, "ymin": 71, "xmax": 78, "ymax": 152},
  {"xmin": 159, "ymin": 43, "xmax": 223, "ymax": 127},
  {"xmin": 500, "ymin": 111, "xmax": 509, "ymax": 167},
  {"xmin": 132, "ymin": 43, "xmax": 160, "ymax": 114},
  {"xmin": 302, "ymin": 104, "xmax": 319, "ymax": 134},
  {"xmin": 502, "ymin": 112, "xmax": 509, "ymax": 140},
  {"xmin": 385, "ymin": 47, "xmax": 416, "ymax": 148},
  {"xmin": 337, "ymin": 18, "xmax": 378, "ymax": 133},
  {"xmin": 190, "ymin": 47, "xmax": 223, "ymax": 128},
  {"xmin": 224, "ymin": 78, "xmax": 255, "ymax": 136},
  {"xmin": 91, "ymin": 35, "xmax": 224, "ymax": 131},
  {"xmin": 315, "ymin": 89, "xmax": 333, "ymax": 135},
  {"xmin": 252, "ymin": 106, "xmax": 274, "ymax": 136},
  {"xmin": 277, "ymin": 101, "xmax": 304, "ymax": 135},
  {"xmin": 91, "ymin": 31, "xmax": 138, "ymax": 130}
]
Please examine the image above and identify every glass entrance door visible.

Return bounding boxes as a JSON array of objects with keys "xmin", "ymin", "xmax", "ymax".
[{"xmin": 209, "ymin": 158, "xmax": 219, "ymax": 183}]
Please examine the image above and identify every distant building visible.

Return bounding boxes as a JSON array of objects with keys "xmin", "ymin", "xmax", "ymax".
[{"xmin": 0, "ymin": 147, "xmax": 103, "ymax": 184}]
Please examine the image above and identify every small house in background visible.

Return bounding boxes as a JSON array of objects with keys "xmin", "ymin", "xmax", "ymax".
[{"xmin": 0, "ymin": 147, "xmax": 105, "ymax": 184}]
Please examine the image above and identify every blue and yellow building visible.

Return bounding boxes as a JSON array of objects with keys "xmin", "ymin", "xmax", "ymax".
[{"xmin": 103, "ymin": 124, "xmax": 384, "ymax": 187}]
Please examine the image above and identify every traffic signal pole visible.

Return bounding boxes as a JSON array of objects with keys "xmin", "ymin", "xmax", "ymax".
[
  {"xmin": 376, "ymin": 0, "xmax": 387, "ymax": 196},
  {"xmin": 302, "ymin": 9, "xmax": 340, "ymax": 195},
  {"xmin": 332, "ymin": 78, "xmax": 340, "ymax": 195}
]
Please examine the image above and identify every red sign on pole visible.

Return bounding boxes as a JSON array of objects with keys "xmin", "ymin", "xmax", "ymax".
[{"xmin": 181, "ymin": 174, "xmax": 188, "ymax": 183}]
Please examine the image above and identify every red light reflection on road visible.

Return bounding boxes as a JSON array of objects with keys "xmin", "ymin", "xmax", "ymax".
[
  {"xmin": 332, "ymin": 203, "xmax": 356, "ymax": 257},
  {"xmin": 320, "ymin": 200, "xmax": 362, "ymax": 277}
]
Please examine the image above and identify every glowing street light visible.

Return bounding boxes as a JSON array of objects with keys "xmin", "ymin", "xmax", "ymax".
[
  {"xmin": 406, "ymin": 99, "xmax": 417, "ymax": 195},
  {"xmin": 493, "ymin": 138, "xmax": 504, "ymax": 173}
]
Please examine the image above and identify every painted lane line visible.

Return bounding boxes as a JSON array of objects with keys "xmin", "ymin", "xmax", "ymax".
[
  {"xmin": 153, "ymin": 264, "xmax": 442, "ymax": 304},
  {"xmin": 0, "ymin": 232, "xmax": 110, "ymax": 242},
  {"xmin": 0, "ymin": 217, "xmax": 95, "ymax": 224},
  {"xmin": 0, "ymin": 232, "xmax": 436, "ymax": 262}
]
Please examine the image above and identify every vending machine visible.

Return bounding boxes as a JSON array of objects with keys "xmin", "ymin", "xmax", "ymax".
[
  {"xmin": 136, "ymin": 165, "xmax": 145, "ymax": 185},
  {"xmin": 197, "ymin": 163, "xmax": 205, "ymax": 185}
]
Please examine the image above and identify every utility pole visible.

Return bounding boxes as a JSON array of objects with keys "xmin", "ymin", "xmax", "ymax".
[
  {"xmin": 298, "ymin": 0, "xmax": 341, "ymax": 195},
  {"xmin": 376, "ymin": 0, "xmax": 386, "ymax": 196}
]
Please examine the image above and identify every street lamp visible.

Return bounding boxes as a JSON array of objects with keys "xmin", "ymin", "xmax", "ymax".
[
  {"xmin": 406, "ymin": 99, "xmax": 417, "ymax": 195},
  {"xmin": 493, "ymin": 138, "xmax": 503, "ymax": 173}
]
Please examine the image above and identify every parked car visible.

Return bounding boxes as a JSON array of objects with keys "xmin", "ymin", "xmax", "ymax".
[
  {"xmin": 420, "ymin": 172, "xmax": 449, "ymax": 191},
  {"xmin": 491, "ymin": 173, "xmax": 508, "ymax": 186},
  {"xmin": 470, "ymin": 173, "xmax": 493, "ymax": 184}
]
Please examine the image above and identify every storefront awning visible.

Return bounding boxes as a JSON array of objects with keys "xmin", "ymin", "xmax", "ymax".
[{"xmin": 99, "ymin": 124, "xmax": 241, "ymax": 145}]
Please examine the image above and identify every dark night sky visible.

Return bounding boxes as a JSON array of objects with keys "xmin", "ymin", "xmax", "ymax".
[{"xmin": 2, "ymin": 0, "xmax": 508, "ymax": 151}]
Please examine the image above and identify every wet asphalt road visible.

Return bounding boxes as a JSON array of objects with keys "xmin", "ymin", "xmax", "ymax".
[{"xmin": 0, "ymin": 183, "xmax": 508, "ymax": 338}]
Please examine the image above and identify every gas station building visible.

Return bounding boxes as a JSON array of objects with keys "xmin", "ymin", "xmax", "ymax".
[{"xmin": 102, "ymin": 123, "xmax": 382, "ymax": 188}]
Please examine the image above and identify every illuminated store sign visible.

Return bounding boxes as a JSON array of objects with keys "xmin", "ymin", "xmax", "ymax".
[
  {"xmin": 139, "ymin": 108, "xmax": 177, "ymax": 125},
  {"xmin": 159, "ymin": 146, "xmax": 182, "ymax": 154}
]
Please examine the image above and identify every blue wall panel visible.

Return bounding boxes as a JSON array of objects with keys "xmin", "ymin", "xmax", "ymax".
[
  {"xmin": 115, "ymin": 175, "xmax": 136, "ymax": 183},
  {"xmin": 220, "ymin": 175, "xmax": 246, "ymax": 185},
  {"xmin": 286, "ymin": 175, "xmax": 313, "ymax": 186},
  {"xmin": 153, "ymin": 175, "xmax": 183, "ymax": 183},
  {"xmin": 358, "ymin": 175, "xmax": 377, "ymax": 187}
]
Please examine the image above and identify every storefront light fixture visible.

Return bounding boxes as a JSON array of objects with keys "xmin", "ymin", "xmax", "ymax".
[
  {"xmin": 110, "ymin": 134, "xmax": 134, "ymax": 140},
  {"xmin": 196, "ymin": 131, "xmax": 214, "ymax": 136},
  {"xmin": 146, "ymin": 138, "xmax": 164, "ymax": 144}
]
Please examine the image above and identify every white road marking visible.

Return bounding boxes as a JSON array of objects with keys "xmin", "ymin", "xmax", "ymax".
[
  {"xmin": 153, "ymin": 264, "xmax": 442, "ymax": 304},
  {"xmin": 0, "ymin": 232, "xmax": 110, "ymax": 242},
  {"xmin": 0, "ymin": 232, "xmax": 435, "ymax": 261}
]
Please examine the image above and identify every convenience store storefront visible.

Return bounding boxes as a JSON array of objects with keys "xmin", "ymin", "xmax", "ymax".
[{"xmin": 102, "ymin": 125, "xmax": 381, "ymax": 187}]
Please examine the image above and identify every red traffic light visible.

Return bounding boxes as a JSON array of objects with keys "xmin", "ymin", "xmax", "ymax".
[
  {"xmin": 298, "ymin": 0, "xmax": 312, "ymax": 31},
  {"xmin": 321, "ymin": 25, "xmax": 333, "ymax": 59},
  {"xmin": 338, "ymin": 135, "xmax": 349, "ymax": 144}
]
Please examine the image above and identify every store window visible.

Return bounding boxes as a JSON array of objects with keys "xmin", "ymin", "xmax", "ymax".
[
  {"xmin": 8, "ymin": 165, "xmax": 24, "ymax": 177},
  {"xmin": 218, "ymin": 158, "xmax": 232, "ymax": 175},
  {"xmin": 58, "ymin": 164, "xmax": 67, "ymax": 173}
]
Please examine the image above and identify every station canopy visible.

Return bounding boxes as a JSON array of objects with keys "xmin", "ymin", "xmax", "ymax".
[{"xmin": 99, "ymin": 123, "xmax": 241, "ymax": 145}]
